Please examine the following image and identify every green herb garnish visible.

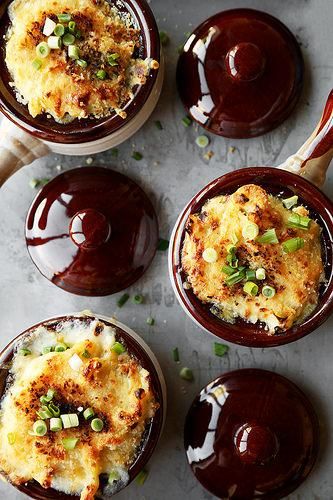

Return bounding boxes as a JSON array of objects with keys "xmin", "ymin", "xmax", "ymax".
[
  {"xmin": 256, "ymin": 228, "xmax": 279, "ymax": 244},
  {"xmin": 112, "ymin": 342, "xmax": 126, "ymax": 355},
  {"xmin": 157, "ymin": 238, "xmax": 169, "ymax": 251},
  {"xmin": 282, "ymin": 237, "xmax": 305, "ymax": 253},
  {"xmin": 117, "ymin": 293, "xmax": 129, "ymax": 307},
  {"xmin": 132, "ymin": 151, "xmax": 143, "ymax": 161},
  {"xmin": 214, "ymin": 343, "xmax": 229, "ymax": 357},
  {"xmin": 182, "ymin": 116, "xmax": 192, "ymax": 127},
  {"xmin": 173, "ymin": 347, "xmax": 179, "ymax": 362},
  {"xmin": 91, "ymin": 418, "xmax": 104, "ymax": 432},
  {"xmin": 146, "ymin": 317, "xmax": 155, "ymax": 326},
  {"xmin": 136, "ymin": 469, "xmax": 149, "ymax": 485},
  {"xmin": 179, "ymin": 367, "xmax": 194, "ymax": 381}
]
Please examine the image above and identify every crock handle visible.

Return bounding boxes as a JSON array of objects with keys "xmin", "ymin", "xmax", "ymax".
[
  {"xmin": 0, "ymin": 118, "xmax": 50, "ymax": 187},
  {"xmin": 278, "ymin": 90, "xmax": 333, "ymax": 187}
]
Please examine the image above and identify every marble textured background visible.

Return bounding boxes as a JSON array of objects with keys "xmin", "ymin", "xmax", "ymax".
[{"xmin": 0, "ymin": 0, "xmax": 332, "ymax": 498}]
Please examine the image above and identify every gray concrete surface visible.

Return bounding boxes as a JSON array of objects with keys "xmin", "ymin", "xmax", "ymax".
[{"xmin": 0, "ymin": 0, "xmax": 332, "ymax": 498}]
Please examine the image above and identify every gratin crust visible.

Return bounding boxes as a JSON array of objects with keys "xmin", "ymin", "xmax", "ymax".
[{"xmin": 182, "ymin": 184, "xmax": 324, "ymax": 333}]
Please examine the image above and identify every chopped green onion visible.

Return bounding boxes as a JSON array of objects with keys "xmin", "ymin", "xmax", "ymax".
[
  {"xmin": 40, "ymin": 389, "xmax": 54, "ymax": 404},
  {"xmin": 29, "ymin": 177, "xmax": 49, "ymax": 188},
  {"xmin": 225, "ymin": 269, "xmax": 246, "ymax": 286},
  {"xmin": 76, "ymin": 59, "xmax": 88, "ymax": 68},
  {"xmin": 91, "ymin": 418, "xmax": 104, "ymax": 432},
  {"xmin": 157, "ymin": 238, "xmax": 169, "ymax": 251},
  {"xmin": 96, "ymin": 69, "xmax": 107, "ymax": 80},
  {"xmin": 75, "ymin": 29, "xmax": 82, "ymax": 39},
  {"xmin": 36, "ymin": 408, "xmax": 52, "ymax": 420},
  {"xmin": 226, "ymin": 253, "xmax": 238, "ymax": 268},
  {"xmin": 68, "ymin": 45, "xmax": 80, "ymax": 59},
  {"xmin": 155, "ymin": 120, "xmax": 163, "ymax": 130},
  {"xmin": 42, "ymin": 346, "xmax": 54, "ymax": 354},
  {"xmin": 81, "ymin": 349, "xmax": 90, "ymax": 358},
  {"xmin": 110, "ymin": 148, "xmax": 118, "ymax": 157},
  {"xmin": 43, "ymin": 17, "xmax": 57, "ymax": 37},
  {"xmin": 146, "ymin": 317, "xmax": 155, "ymax": 326},
  {"xmin": 112, "ymin": 342, "xmax": 126, "ymax": 355},
  {"xmin": 242, "ymin": 222, "xmax": 259, "ymax": 241},
  {"xmin": 245, "ymin": 269, "xmax": 256, "ymax": 281},
  {"xmin": 68, "ymin": 21, "xmax": 76, "ymax": 32},
  {"xmin": 48, "ymin": 402, "xmax": 60, "ymax": 417},
  {"xmin": 222, "ymin": 265, "xmax": 235, "ymax": 275},
  {"xmin": 282, "ymin": 237, "xmax": 305, "ymax": 253},
  {"xmin": 132, "ymin": 151, "xmax": 143, "ymax": 160},
  {"xmin": 18, "ymin": 348, "xmax": 31, "ymax": 356},
  {"xmin": 36, "ymin": 42, "xmax": 50, "ymax": 58},
  {"xmin": 108, "ymin": 470, "xmax": 120, "ymax": 484},
  {"xmin": 257, "ymin": 228, "xmax": 279, "ymax": 244},
  {"xmin": 32, "ymin": 58, "xmax": 42, "ymax": 70},
  {"xmin": 7, "ymin": 432, "xmax": 16, "ymax": 445},
  {"xmin": 226, "ymin": 245, "xmax": 236, "ymax": 254},
  {"xmin": 182, "ymin": 116, "xmax": 192, "ymax": 127},
  {"xmin": 173, "ymin": 347, "xmax": 179, "ymax": 362},
  {"xmin": 55, "ymin": 343, "xmax": 67, "ymax": 352},
  {"xmin": 63, "ymin": 33, "xmax": 76, "ymax": 46},
  {"xmin": 243, "ymin": 281, "xmax": 258, "ymax": 296},
  {"xmin": 282, "ymin": 195, "xmax": 298, "ymax": 209},
  {"xmin": 203, "ymin": 247, "xmax": 218, "ymax": 263},
  {"xmin": 61, "ymin": 413, "xmax": 79, "ymax": 429},
  {"xmin": 262, "ymin": 285, "xmax": 276, "ymax": 298},
  {"xmin": 117, "ymin": 293, "xmax": 130, "ymax": 308},
  {"xmin": 107, "ymin": 53, "xmax": 119, "ymax": 66},
  {"xmin": 180, "ymin": 367, "xmax": 194, "ymax": 381},
  {"xmin": 33, "ymin": 420, "xmax": 47, "ymax": 436},
  {"xmin": 50, "ymin": 417, "xmax": 62, "ymax": 432},
  {"xmin": 230, "ymin": 232, "xmax": 238, "ymax": 245},
  {"xmin": 57, "ymin": 13, "xmax": 71, "ymax": 22},
  {"xmin": 54, "ymin": 24, "xmax": 65, "ymax": 37},
  {"xmin": 132, "ymin": 294, "xmax": 144, "ymax": 304},
  {"xmin": 195, "ymin": 135, "xmax": 210, "ymax": 148},
  {"xmin": 287, "ymin": 213, "xmax": 311, "ymax": 230},
  {"xmin": 62, "ymin": 437, "xmax": 79, "ymax": 450},
  {"xmin": 214, "ymin": 343, "xmax": 229, "ymax": 357},
  {"xmin": 47, "ymin": 36, "xmax": 62, "ymax": 49},
  {"xmin": 256, "ymin": 268, "xmax": 266, "ymax": 280},
  {"xmin": 83, "ymin": 407, "xmax": 95, "ymax": 420},
  {"xmin": 159, "ymin": 31, "xmax": 169, "ymax": 46},
  {"xmin": 136, "ymin": 469, "xmax": 148, "ymax": 485}
]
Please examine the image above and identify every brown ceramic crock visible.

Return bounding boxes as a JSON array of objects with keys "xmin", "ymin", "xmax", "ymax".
[{"xmin": 169, "ymin": 91, "xmax": 333, "ymax": 348}]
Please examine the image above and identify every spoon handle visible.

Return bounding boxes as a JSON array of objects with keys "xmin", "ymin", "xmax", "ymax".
[
  {"xmin": 0, "ymin": 118, "xmax": 50, "ymax": 187},
  {"xmin": 278, "ymin": 90, "xmax": 333, "ymax": 188}
]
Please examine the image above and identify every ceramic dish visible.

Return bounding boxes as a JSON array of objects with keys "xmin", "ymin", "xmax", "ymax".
[
  {"xmin": 169, "ymin": 91, "xmax": 333, "ymax": 347},
  {"xmin": 0, "ymin": 312, "xmax": 166, "ymax": 499}
]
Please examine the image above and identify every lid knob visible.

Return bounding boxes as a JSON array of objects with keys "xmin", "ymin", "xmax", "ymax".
[
  {"xmin": 69, "ymin": 209, "xmax": 111, "ymax": 250},
  {"xmin": 234, "ymin": 422, "xmax": 279, "ymax": 465},
  {"xmin": 225, "ymin": 42, "xmax": 265, "ymax": 82}
]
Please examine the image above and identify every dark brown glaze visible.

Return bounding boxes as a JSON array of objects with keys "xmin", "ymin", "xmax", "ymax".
[
  {"xmin": 184, "ymin": 369, "xmax": 319, "ymax": 499},
  {"xmin": 170, "ymin": 167, "xmax": 333, "ymax": 348},
  {"xmin": 0, "ymin": 314, "xmax": 164, "ymax": 500},
  {"xmin": 0, "ymin": 0, "xmax": 160, "ymax": 144},
  {"xmin": 177, "ymin": 9, "xmax": 303, "ymax": 138},
  {"xmin": 26, "ymin": 167, "xmax": 158, "ymax": 296}
]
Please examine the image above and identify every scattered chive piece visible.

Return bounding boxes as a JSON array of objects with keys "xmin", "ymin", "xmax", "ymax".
[
  {"xmin": 43, "ymin": 17, "xmax": 57, "ymax": 37},
  {"xmin": 7, "ymin": 432, "xmax": 16, "ymax": 445},
  {"xmin": 245, "ymin": 269, "xmax": 256, "ymax": 281},
  {"xmin": 29, "ymin": 177, "xmax": 50, "ymax": 188},
  {"xmin": 50, "ymin": 417, "xmax": 62, "ymax": 432},
  {"xmin": 159, "ymin": 31, "xmax": 169, "ymax": 46},
  {"xmin": 68, "ymin": 45, "xmax": 80, "ymax": 59},
  {"xmin": 262, "ymin": 285, "xmax": 276, "ymax": 298},
  {"xmin": 40, "ymin": 389, "xmax": 54, "ymax": 403},
  {"xmin": 243, "ymin": 281, "xmax": 259, "ymax": 296},
  {"xmin": 203, "ymin": 247, "xmax": 218, "ymax": 263},
  {"xmin": 222, "ymin": 265, "xmax": 236, "ymax": 275},
  {"xmin": 75, "ymin": 29, "xmax": 82, "ymax": 39},
  {"xmin": 36, "ymin": 42, "xmax": 50, "ymax": 58},
  {"xmin": 62, "ymin": 437, "xmax": 79, "ymax": 450},
  {"xmin": 108, "ymin": 471, "xmax": 120, "ymax": 484},
  {"xmin": 132, "ymin": 151, "xmax": 143, "ymax": 161},
  {"xmin": 48, "ymin": 402, "xmax": 60, "ymax": 417},
  {"xmin": 76, "ymin": 59, "xmax": 88, "ymax": 68},
  {"xmin": 157, "ymin": 238, "xmax": 169, "ymax": 251},
  {"xmin": 132, "ymin": 294, "xmax": 144, "ymax": 304},
  {"xmin": 32, "ymin": 58, "xmax": 42, "ymax": 70},
  {"xmin": 282, "ymin": 237, "xmax": 305, "ymax": 253},
  {"xmin": 83, "ymin": 407, "xmax": 95, "ymax": 420},
  {"xmin": 173, "ymin": 347, "xmax": 180, "ymax": 362},
  {"xmin": 110, "ymin": 148, "xmax": 119, "ymax": 157},
  {"xmin": 42, "ymin": 346, "xmax": 54, "ymax": 354},
  {"xmin": 117, "ymin": 293, "xmax": 130, "ymax": 308},
  {"xmin": 225, "ymin": 269, "xmax": 246, "ymax": 286},
  {"xmin": 242, "ymin": 222, "xmax": 259, "ymax": 241},
  {"xmin": 57, "ymin": 13, "xmax": 71, "ymax": 22},
  {"xmin": 287, "ymin": 213, "xmax": 311, "ymax": 230},
  {"xmin": 81, "ymin": 349, "xmax": 90, "ymax": 358},
  {"xmin": 136, "ymin": 469, "xmax": 148, "ymax": 485},
  {"xmin": 107, "ymin": 53, "xmax": 119, "ymax": 66},
  {"xmin": 68, "ymin": 21, "xmax": 76, "ymax": 32},
  {"xmin": 96, "ymin": 69, "xmax": 107, "ymax": 80},
  {"xmin": 195, "ymin": 135, "xmax": 210, "ymax": 148},
  {"xmin": 54, "ymin": 23, "xmax": 65, "ymax": 37},
  {"xmin": 155, "ymin": 120, "xmax": 163, "ymax": 130},
  {"xmin": 47, "ymin": 36, "xmax": 62, "ymax": 49},
  {"xmin": 33, "ymin": 420, "xmax": 47, "ymax": 436},
  {"xmin": 146, "ymin": 317, "xmax": 155, "ymax": 326},
  {"xmin": 180, "ymin": 367, "xmax": 194, "ymax": 381},
  {"xmin": 227, "ymin": 244, "xmax": 236, "ymax": 254},
  {"xmin": 18, "ymin": 348, "xmax": 31, "ymax": 356},
  {"xmin": 112, "ymin": 342, "xmax": 126, "ymax": 355},
  {"xmin": 182, "ymin": 116, "xmax": 192, "ymax": 127},
  {"xmin": 256, "ymin": 268, "xmax": 266, "ymax": 280},
  {"xmin": 55, "ymin": 343, "xmax": 67, "ymax": 352},
  {"xmin": 61, "ymin": 413, "xmax": 79, "ymax": 429},
  {"xmin": 63, "ymin": 33, "xmax": 76, "ymax": 46},
  {"xmin": 214, "ymin": 343, "xmax": 229, "ymax": 357},
  {"xmin": 91, "ymin": 418, "xmax": 104, "ymax": 432},
  {"xmin": 36, "ymin": 408, "xmax": 52, "ymax": 420},
  {"xmin": 226, "ymin": 254, "xmax": 238, "ymax": 268},
  {"xmin": 257, "ymin": 228, "xmax": 279, "ymax": 244},
  {"xmin": 282, "ymin": 195, "xmax": 298, "ymax": 209}
]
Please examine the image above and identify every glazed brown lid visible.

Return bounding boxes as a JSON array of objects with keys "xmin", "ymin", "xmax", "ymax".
[
  {"xmin": 25, "ymin": 167, "xmax": 158, "ymax": 296},
  {"xmin": 177, "ymin": 9, "xmax": 303, "ymax": 138},
  {"xmin": 184, "ymin": 369, "xmax": 319, "ymax": 499}
]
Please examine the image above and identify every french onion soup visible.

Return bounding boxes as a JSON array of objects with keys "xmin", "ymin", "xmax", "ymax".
[
  {"xmin": 5, "ymin": 0, "xmax": 159, "ymax": 122},
  {"xmin": 182, "ymin": 184, "xmax": 324, "ymax": 333},
  {"xmin": 0, "ymin": 316, "xmax": 158, "ymax": 499}
]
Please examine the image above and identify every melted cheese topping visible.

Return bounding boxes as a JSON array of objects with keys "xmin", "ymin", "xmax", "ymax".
[
  {"xmin": 5, "ymin": 0, "xmax": 158, "ymax": 122},
  {"xmin": 182, "ymin": 184, "xmax": 324, "ymax": 333},
  {"xmin": 0, "ymin": 317, "xmax": 158, "ymax": 499}
]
